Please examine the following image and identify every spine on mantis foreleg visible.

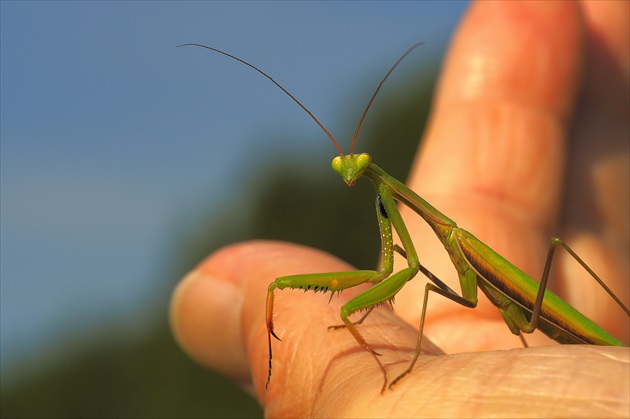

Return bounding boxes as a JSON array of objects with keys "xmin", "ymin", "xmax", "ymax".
[{"xmin": 265, "ymin": 283, "xmax": 280, "ymax": 390}]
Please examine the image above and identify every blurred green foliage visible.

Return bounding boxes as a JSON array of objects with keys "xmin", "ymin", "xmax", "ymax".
[{"xmin": 1, "ymin": 62, "xmax": 437, "ymax": 418}]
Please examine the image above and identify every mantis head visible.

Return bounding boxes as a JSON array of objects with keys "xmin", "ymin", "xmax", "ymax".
[{"xmin": 332, "ymin": 153, "xmax": 371, "ymax": 186}]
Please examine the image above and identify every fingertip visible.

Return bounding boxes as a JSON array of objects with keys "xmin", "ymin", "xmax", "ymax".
[
  {"xmin": 169, "ymin": 241, "xmax": 296, "ymax": 381},
  {"xmin": 170, "ymin": 257, "xmax": 249, "ymax": 379}
]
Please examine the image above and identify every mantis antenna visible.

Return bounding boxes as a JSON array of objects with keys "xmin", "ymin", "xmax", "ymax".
[{"xmin": 177, "ymin": 43, "xmax": 424, "ymax": 156}]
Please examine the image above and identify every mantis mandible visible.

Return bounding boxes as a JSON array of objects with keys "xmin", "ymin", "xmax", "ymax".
[{"xmin": 179, "ymin": 43, "xmax": 630, "ymax": 393}]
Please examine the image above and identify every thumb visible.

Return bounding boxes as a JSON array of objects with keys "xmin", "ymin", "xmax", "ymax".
[{"xmin": 170, "ymin": 241, "xmax": 442, "ymax": 415}]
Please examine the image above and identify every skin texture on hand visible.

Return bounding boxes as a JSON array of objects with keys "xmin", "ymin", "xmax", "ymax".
[{"xmin": 171, "ymin": 1, "xmax": 629, "ymax": 417}]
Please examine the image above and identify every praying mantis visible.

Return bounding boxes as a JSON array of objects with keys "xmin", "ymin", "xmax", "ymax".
[{"xmin": 179, "ymin": 43, "xmax": 630, "ymax": 393}]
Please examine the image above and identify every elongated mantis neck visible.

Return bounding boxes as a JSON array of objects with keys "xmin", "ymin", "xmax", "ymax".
[{"xmin": 331, "ymin": 152, "xmax": 456, "ymax": 240}]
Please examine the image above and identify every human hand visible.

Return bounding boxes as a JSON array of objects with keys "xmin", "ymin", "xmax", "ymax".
[{"xmin": 171, "ymin": 1, "xmax": 629, "ymax": 417}]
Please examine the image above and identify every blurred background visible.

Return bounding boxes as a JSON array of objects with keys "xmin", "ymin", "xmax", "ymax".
[{"xmin": 1, "ymin": 2, "xmax": 469, "ymax": 417}]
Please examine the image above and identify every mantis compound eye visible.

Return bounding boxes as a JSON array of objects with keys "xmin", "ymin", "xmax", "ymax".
[
  {"xmin": 355, "ymin": 153, "xmax": 371, "ymax": 171},
  {"xmin": 331, "ymin": 156, "xmax": 343, "ymax": 174}
]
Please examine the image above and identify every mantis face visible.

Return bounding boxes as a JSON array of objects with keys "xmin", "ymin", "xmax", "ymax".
[{"xmin": 331, "ymin": 153, "xmax": 371, "ymax": 186}]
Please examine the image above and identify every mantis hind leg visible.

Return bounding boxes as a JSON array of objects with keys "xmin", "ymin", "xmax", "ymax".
[{"xmin": 527, "ymin": 237, "xmax": 630, "ymax": 333}]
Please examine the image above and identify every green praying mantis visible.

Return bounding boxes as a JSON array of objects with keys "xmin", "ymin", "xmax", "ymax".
[{"xmin": 179, "ymin": 43, "xmax": 630, "ymax": 393}]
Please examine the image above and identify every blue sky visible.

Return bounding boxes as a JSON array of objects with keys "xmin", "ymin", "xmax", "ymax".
[{"xmin": 1, "ymin": 1, "xmax": 468, "ymax": 372}]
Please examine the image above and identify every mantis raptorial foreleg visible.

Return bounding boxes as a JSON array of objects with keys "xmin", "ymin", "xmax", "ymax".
[{"xmin": 266, "ymin": 186, "xmax": 423, "ymax": 392}]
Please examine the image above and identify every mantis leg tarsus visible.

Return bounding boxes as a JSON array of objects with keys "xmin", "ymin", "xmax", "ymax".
[
  {"xmin": 518, "ymin": 332, "xmax": 529, "ymax": 348},
  {"xmin": 328, "ymin": 307, "xmax": 375, "ymax": 330},
  {"xmin": 340, "ymin": 308, "xmax": 388, "ymax": 390}
]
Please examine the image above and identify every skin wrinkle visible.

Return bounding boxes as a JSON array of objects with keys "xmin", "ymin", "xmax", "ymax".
[
  {"xmin": 412, "ymin": 103, "xmax": 566, "ymax": 242},
  {"xmin": 414, "ymin": 110, "xmax": 558, "ymax": 238},
  {"xmin": 466, "ymin": 103, "xmax": 564, "ymax": 228},
  {"xmin": 407, "ymin": 104, "xmax": 565, "ymax": 293}
]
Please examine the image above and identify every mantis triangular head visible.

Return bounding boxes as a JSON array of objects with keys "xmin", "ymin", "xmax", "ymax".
[{"xmin": 332, "ymin": 153, "xmax": 372, "ymax": 186}]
